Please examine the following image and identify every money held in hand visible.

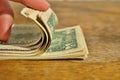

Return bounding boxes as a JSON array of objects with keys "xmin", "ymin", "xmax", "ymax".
[{"xmin": 0, "ymin": 8, "xmax": 89, "ymax": 60}]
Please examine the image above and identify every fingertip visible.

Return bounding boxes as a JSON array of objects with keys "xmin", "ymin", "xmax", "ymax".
[
  {"xmin": 0, "ymin": 14, "xmax": 13, "ymax": 41},
  {"xmin": 38, "ymin": 0, "xmax": 50, "ymax": 11}
]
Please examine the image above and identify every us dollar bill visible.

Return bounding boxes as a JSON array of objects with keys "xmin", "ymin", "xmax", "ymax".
[
  {"xmin": 0, "ymin": 8, "xmax": 58, "ymax": 56},
  {"xmin": 0, "ymin": 8, "xmax": 88, "ymax": 60}
]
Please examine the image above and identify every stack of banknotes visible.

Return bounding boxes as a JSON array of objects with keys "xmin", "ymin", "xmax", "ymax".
[{"xmin": 0, "ymin": 7, "xmax": 89, "ymax": 60}]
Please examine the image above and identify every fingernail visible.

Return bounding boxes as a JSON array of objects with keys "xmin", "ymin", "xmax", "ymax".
[{"xmin": 42, "ymin": 0, "xmax": 50, "ymax": 10}]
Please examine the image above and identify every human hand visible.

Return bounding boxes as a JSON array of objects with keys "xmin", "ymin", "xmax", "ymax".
[{"xmin": 0, "ymin": 0, "xmax": 50, "ymax": 41}]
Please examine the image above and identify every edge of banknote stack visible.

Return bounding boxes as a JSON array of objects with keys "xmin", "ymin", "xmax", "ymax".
[{"xmin": 0, "ymin": 7, "xmax": 89, "ymax": 60}]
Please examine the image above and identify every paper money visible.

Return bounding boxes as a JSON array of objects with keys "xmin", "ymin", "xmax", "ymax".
[
  {"xmin": 0, "ymin": 7, "xmax": 88, "ymax": 60},
  {"xmin": 0, "ymin": 8, "xmax": 58, "ymax": 56}
]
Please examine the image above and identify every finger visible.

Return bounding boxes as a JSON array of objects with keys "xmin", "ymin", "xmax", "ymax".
[
  {"xmin": 0, "ymin": 0, "xmax": 14, "ymax": 41},
  {"xmin": 11, "ymin": 0, "xmax": 50, "ymax": 11}
]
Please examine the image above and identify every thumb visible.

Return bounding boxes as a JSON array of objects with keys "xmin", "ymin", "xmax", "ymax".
[{"xmin": 0, "ymin": 0, "xmax": 14, "ymax": 41}]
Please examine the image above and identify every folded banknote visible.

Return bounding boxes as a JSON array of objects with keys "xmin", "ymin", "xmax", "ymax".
[{"xmin": 0, "ymin": 8, "xmax": 88, "ymax": 60}]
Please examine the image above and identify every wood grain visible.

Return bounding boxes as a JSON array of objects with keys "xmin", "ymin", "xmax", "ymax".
[{"xmin": 0, "ymin": 1, "xmax": 120, "ymax": 80}]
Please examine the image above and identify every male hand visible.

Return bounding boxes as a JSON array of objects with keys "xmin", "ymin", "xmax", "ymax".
[{"xmin": 0, "ymin": 0, "xmax": 50, "ymax": 41}]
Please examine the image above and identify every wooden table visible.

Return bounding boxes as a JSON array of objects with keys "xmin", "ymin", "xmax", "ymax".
[{"xmin": 0, "ymin": 1, "xmax": 120, "ymax": 80}]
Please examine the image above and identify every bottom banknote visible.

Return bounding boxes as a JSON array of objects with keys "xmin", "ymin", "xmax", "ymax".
[{"xmin": 0, "ymin": 25, "xmax": 88, "ymax": 60}]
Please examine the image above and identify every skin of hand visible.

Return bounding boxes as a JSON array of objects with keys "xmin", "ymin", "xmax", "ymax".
[{"xmin": 0, "ymin": 0, "xmax": 50, "ymax": 42}]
